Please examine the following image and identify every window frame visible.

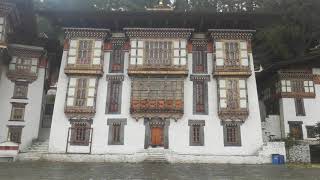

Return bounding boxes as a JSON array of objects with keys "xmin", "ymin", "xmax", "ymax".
[
  {"xmin": 188, "ymin": 120, "xmax": 205, "ymax": 146},
  {"xmin": 10, "ymin": 103, "xmax": 26, "ymax": 121},
  {"xmin": 193, "ymin": 80, "xmax": 208, "ymax": 115},
  {"xmin": 306, "ymin": 126, "xmax": 316, "ymax": 138},
  {"xmin": 109, "ymin": 46, "xmax": 125, "ymax": 73},
  {"xmin": 70, "ymin": 121, "xmax": 91, "ymax": 146},
  {"xmin": 224, "ymin": 41, "xmax": 240, "ymax": 66},
  {"xmin": 192, "ymin": 46, "xmax": 207, "ymax": 74},
  {"xmin": 288, "ymin": 121, "xmax": 303, "ymax": 140},
  {"xmin": 223, "ymin": 123, "xmax": 242, "ymax": 146},
  {"xmin": 144, "ymin": 40, "xmax": 173, "ymax": 66},
  {"xmin": 106, "ymin": 80, "xmax": 123, "ymax": 114},
  {"xmin": 107, "ymin": 119, "xmax": 127, "ymax": 145},
  {"xmin": 7, "ymin": 126, "xmax": 23, "ymax": 144},
  {"xmin": 295, "ymin": 98, "xmax": 305, "ymax": 116},
  {"xmin": 77, "ymin": 40, "xmax": 93, "ymax": 65},
  {"xmin": 13, "ymin": 81, "xmax": 28, "ymax": 99}
]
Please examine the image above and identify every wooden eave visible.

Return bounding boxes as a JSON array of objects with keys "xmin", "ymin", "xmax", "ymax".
[{"xmin": 38, "ymin": 10, "xmax": 279, "ymax": 32}]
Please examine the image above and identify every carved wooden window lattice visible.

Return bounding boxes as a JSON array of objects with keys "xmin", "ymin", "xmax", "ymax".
[
  {"xmin": 9, "ymin": 57, "xmax": 38, "ymax": 74},
  {"xmin": 225, "ymin": 42, "xmax": 240, "ymax": 66},
  {"xmin": 295, "ymin": 98, "xmax": 305, "ymax": 116},
  {"xmin": 192, "ymin": 125, "xmax": 201, "ymax": 143},
  {"xmin": 306, "ymin": 126, "xmax": 316, "ymax": 138},
  {"xmin": 77, "ymin": 40, "xmax": 93, "ymax": 64},
  {"xmin": 281, "ymin": 80, "xmax": 292, "ymax": 93},
  {"xmin": 106, "ymin": 81, "xmax": 122, "ymax": 114},
  {"xmin": 7, "ymin": 126, "xmax": 23, "ymax": 144},
  {"xmin": 70, "ymin": 121, "xmax": 91, "ymax": 146},
  {"xmin": 144, "ymin": 41, "xmax": 172, "ymax": 66},
  {"xmin": 66, "ymin": 78, "xmax": 96, "ymax": 107},
  {"xmin": 289, "ymin": 121, "xmax": 303, "ymax": 140},
  {"xmin": 110, "ymin": 47, "xmax": 124, "ymax": 73},
  {"xmin": 75, "ymin": 79, "xmax": 88, "ymax": 106},
  {"xmin": 131, "ymin": 78, "xmax": 184, "ymax": 112},
  {"xmin": 192, "ymin": 46, "xmax": 207, "ymax": 73},
  {"xmin": 10, "ymin": 103, "xmax": 26, "ymax": 121},
  {"xmin": 193, "ymin": 80, "xmax": 208, "ymax": 114},
  {"xmin": 219, "ymin": 79, "xmax": 247, "ymax": 110},
  {"xmin": 13, "ymin": 82, "xmax": 28, "ymax": 99},
  {"xmin": 224, "ymin": 123, "xmax": 241, "ymax": 146},
  {"xmin": 107, "ymin": 119, "xmax": 127, "ymax": 145}
]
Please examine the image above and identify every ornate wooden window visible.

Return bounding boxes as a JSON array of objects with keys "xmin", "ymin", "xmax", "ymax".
[
  {"xmin": 131, "ymin": 78, "xmax": 184, "ymax": 114},
  {"xmin": 192, "ymin": 46, "xmax": 207, "ymax": 74},
  {"xmin": 289, "ymin": 121, "xmax": 303, "ymax": 140},
  {"xmin": 225, "ymin": 42, "xmax": 240, "ymax": 66},
  {"xmin": 10, "ymin": 103, "xmax": 26, "ymax": 121},
  {"xmin": 107, "ymin": 119, "xmax": 127, "ymax": 145},
  {"xmin": 219, "ymin": 79, "xmax": 247, "ymax": 110},
  {"xmin": 7, "ymin": 126, "xmax": 23, "ymax": 144},
  {"xmin": 70, "ymin": 121, "xmax": 91, "ymax": 146},
  {"xmin": 281, "ymin": 80, "xmax": 292, "ymax": 93},
  {"xmin": 224, "ymin": 123, "xmax": 241, "ymax": 146},
  {"xmin": 9, "ymin": 57, "xmax": 38, "ymax": 74},
  {"xmin": 66, "ymin": 78, "xmax": 96, "ymax": 107},
  {"xmin": 193, "ymin": 81, "xmax": 208, "ymax": 114},
  {"xmin": 77, "ymin": 40, "xmax": 93, "ymax": 64},
  {"xmin": 13, "ymin": 82, "xmax": 28, "ymax": 99},
  {"xmin": 306, "ymin": 126, "xmax": 316, "ymax": 138},
  {"xmin": 188, "ymin": 120, "xmax": 205, "ymax": 146},
  {"xmin": 106, "ymin": 81, "xmax": 122, "ymax": 114},
  {"xmin": 109, "ymin": 47, "xmax": 124, "ymax": 73},
  {"xmin": 295, "ymin": 98, "xmax": 305, "ymax": 116},
  {"xmin": 144, "ymin": 41, "xmax": 172, "ymax": 66},
  {"xmin": 75, "ymin": 79, "xmax": 88, "ymax": 106},
  {"xmin": 304, "ymin": 81, "xmax": 314, "ymax": 93}
]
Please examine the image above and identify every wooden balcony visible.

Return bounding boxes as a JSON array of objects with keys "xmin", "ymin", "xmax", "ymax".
[
  {"xmin": 64, "ymin": 106, "xmax": 96, "ymax": 118},
  {"xmin": 64, "ymin": 64, "xmax": 103, "ymax": 76},
  {"xmin": 7, "ymin": 70, "xmax": 37, "ymax": 82},
  {"xmin": 214, "ymin": 65, "xmax": 251, "ymax": 77},
  {"xmin": 218, "ymin": 108, "xmax": 249, "ymax": 122},
  {"xmin": 130, "ymin": 99, "xmax": 184, "ymax": 120},
  {"xmin": 127, "ymin": 65, "xmax": 188, "ymax": 76}
]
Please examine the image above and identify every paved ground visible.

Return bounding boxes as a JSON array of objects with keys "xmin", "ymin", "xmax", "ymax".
[{"xmin": 0, "ymin": 162, "xmax": 320, "ymax": 180}]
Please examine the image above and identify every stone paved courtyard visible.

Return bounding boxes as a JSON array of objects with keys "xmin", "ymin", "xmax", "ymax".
[{"xmin": 0, "ymin": 162, "xmax": 320, "ymax": 180}]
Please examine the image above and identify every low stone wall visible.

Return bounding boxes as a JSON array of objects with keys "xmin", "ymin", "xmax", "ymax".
[
  {"xmin": 17, "ymin": 142, "xmax": 286, "ymax": 164},
  {"xmin": 287, "ymin": 144, "xmax": 311, "ymax": 163}
]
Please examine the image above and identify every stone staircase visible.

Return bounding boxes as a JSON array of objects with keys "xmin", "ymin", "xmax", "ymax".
[
  {"xmin": 18, "ymin": 140, "xmax": 49, "ymax": 161},
  {"xmin": 144, "ymin": 147, "xmax": 168, "ymax": 163}
]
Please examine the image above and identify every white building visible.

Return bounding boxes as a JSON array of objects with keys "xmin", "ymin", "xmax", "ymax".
[
  {"xmin": 259, "ymin": 57, "xmax": 320, "ymax": 163},
  {"xmin": 0, "ymin": 1, "xmax": 48, "ymax": 152},
  {"xmin": 48, "ymin": 22, "xmax": 285, "ymax": 163}
]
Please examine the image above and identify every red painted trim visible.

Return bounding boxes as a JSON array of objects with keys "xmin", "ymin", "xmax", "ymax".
[{"xmin": 0, "ymin": 146, "xmax": 19, "ymax": 150}]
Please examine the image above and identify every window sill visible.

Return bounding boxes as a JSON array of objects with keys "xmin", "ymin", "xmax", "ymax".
[
  {"xmin": 11, "ymin": 97, "xmax": 28, "ymax": 100},
  {"xmin": 224, "ymin": 144, "xmax": 242, "ymax": 147},
  {"xmin": 8, "ymin": 120, "xmax": 25, "ymax": 122}
]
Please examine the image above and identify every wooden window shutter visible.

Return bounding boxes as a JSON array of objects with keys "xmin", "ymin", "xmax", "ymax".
[
  {"xmin": 240, "ymin": 41, "xmax": 249, "ymax": 66},
  {"xmin": 215, "ymin": 41, "xmax": 224, "ymax": 66},
  {"xmin": 68, "ymin": 40, "xmax": 78, "ymax": 64},
  {"xmin": 66, "ymin": 78, "xmax": 77, "ymax": 106},
  {"xmin": 86, "ymin": 78, "xmax": 96, "ymax": 107}
]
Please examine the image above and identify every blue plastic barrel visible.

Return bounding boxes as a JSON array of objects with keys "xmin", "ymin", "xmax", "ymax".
[
  {"xmin": 279, "ymin": 155, "xmax": 285, "ymax": 164},
  {"xmin": 272, "ymin": 154, "xmax": 280, "ymax": 165}
]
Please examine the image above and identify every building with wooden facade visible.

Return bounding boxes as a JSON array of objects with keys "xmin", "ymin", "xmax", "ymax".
[
  {"xmin": 0, "ymin": 0, "xmax": 51, "ymax": 152},
  {"xmin": 43, "ymin": 2, "xmax": 286, "ymax": 163}
]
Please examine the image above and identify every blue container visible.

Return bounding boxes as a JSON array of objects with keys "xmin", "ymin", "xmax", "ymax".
[
  {"xmin": 272, "ymin": 154, "xmax": 280, "ymax": 165},
  {"xmin": 279, "ymin": 155, "xmax": 285, "ymax": 164}
]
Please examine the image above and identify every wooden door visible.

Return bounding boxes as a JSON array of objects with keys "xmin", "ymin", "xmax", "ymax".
[{"xmin": 151, "ymin": 127, "xmax": 163, "ymax": 146}]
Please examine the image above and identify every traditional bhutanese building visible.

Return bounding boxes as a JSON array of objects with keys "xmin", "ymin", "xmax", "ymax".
[
  {"xmin": 0, "ymin": 0, "xmax": 50, "ymax": 152},
  {"xmin": 42, "ymin": 2, "xmax": 286, "ymax": 163},
  {"xmin": 259, "ymin": 51, "xmax": 320, "ymax": 163}
]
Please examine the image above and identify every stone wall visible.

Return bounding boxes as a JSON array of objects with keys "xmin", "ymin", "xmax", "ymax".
[{"xmin": 287, "ymin": 144, "xmax": 311, "ymax": 163}]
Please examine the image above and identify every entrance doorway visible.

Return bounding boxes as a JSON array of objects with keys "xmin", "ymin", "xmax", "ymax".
[
  {"xmin": 151, "ymin": 127, "xmax": 163, "ymax": 147},
  {"xmin": 310, "ymin": 145, "xmax": 320, "ymax": 163}
]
